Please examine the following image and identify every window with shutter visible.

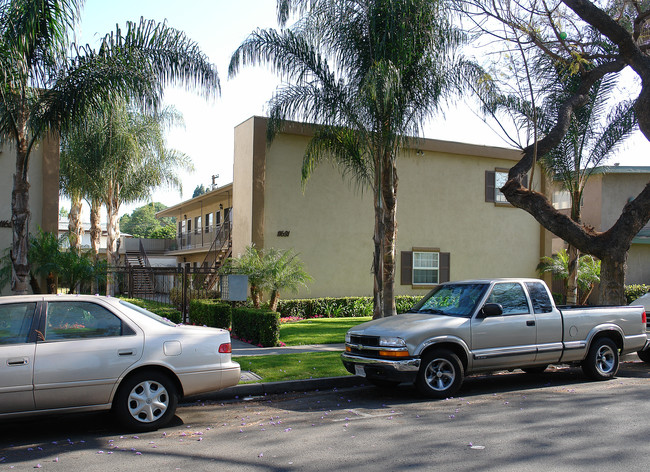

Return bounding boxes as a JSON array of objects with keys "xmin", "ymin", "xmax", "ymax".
[
  {"xmin": 402, "ymin": 249, "xmax": 450, "ymax": 286},
  {"xmin": 486, "ymin": 169, "xmax": 528, "ymax": 205}
]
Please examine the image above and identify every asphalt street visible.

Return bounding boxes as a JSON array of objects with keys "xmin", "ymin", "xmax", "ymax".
[{"xmin": 2, "ymin": 360, "xmax": 650, "ymax": 471}]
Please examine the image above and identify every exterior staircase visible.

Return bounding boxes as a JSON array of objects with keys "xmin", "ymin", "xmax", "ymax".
[{"xmin": 125, "ymin": 242, "xmax": 155, "ymax": 298}]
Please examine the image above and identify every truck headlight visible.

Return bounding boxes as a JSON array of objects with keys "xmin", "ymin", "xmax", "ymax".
[{"xmin": 379, "ymin": 336, "xmax": 406, "ymax": 348}]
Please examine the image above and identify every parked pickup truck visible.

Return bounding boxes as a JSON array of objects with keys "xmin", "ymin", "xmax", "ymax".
[{"xmin": 342, "ymin": 278, "xmax": 649, "ymax": 398}]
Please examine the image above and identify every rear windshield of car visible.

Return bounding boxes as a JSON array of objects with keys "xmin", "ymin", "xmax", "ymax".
[{"xmin": 118, "ymin": 300, "xmax": 178, "ymax": 327}]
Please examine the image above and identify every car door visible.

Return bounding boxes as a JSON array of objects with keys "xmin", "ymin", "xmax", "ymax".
[
  {"xmin": 0, "ymin": 302, "xmax": 38, "ymax": 413},
  {"xmin": 33, "ymin": 300, "xmax": 144, "ymax": 410},
  {"xmin": 471, "ymin": 282, "xmax": 537, "ymax": 370}
]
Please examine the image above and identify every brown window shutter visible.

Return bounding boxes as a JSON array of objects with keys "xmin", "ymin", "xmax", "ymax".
[
  {"xmin": 439, "ymin": 253, "xmax": 450, "ymax": 283},
  {"xmin": 485, "ymin": 171, "xmax": 495, "ymax": 202},
  {"xmin": 401, "ymin": 251, "xmax": 412, "ymax": 285}
]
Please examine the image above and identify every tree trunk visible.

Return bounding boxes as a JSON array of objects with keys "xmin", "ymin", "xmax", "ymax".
[
  {"xmin": 68, "ymin": 194, "xmax": 83, "ymax": 251},
  {"xmin": 372, "ymin": 160, "xmax": 384, "ymax": 319},
  {"xmin": 89, "ymin": 198, "xmax": 102, "ymax": 294},
  {"xmin": 566, "ymin": 245, "xmax": 579, "ymax": 305},
  {"xmin": 269, "ymin": 290, "xmax": 279, "ymax": 312},
  {"xmin": 381, "ymin": 155, "xmax": 398, "ymax": 318},
  {"xmin": 105, "ymin": 196, "xmax": 121, "ymax": 296},
  {"xmin": 250, "ymin": 284, "xmax": 261, "ymax": 309},
  {"xmin": 598, "ymin": 251, "xmax": 627, "ymax": 305},
  {"xmin": 11, "ymin": 131, "xmax": 31, "ymax": 295}
]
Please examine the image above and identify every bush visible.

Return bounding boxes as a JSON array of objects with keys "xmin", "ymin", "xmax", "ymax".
[
  {"xmin": 189, "ymin": 299, "xmax": 231, "ymax": 329},
  {"xmin": 625, "ymin": 284, "xmax": 650, "ymax": 304},
  {"xmin": 169, "ymin": 286, "xmax": 218, "ymax": 307},
  {"xmin": 276, "ymin": 295, "xmax": 422, "ymax": 318},
  {"xmin": 231, "ymin": 307, "xmax": 280, "ymax": 347},
  {"xmin": 120, "ymin": 297, "xmax": 183, "ymax": 324}
]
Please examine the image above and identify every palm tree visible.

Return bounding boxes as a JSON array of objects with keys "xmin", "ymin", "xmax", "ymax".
[
  {"xmin": 538, "ymin": 249, "xmax": 601, "ymax": 305},
  {"xmin": 230, "ymin": 0, "xmax": 465, "ymax": 318},
  {"xmin": 264, "ymin": 248, "xmax": 311, "ymax": 311},
  {"xmin": 61, "ymin": 100, "xmax": 192, "ymax": 295},
  {"xmin": 0, "ymin": 0, "xmax": 218, "ymax": 294},
  {"xmin": 220, "ymin": 245, "xmax": 266, "ymax": 308}
]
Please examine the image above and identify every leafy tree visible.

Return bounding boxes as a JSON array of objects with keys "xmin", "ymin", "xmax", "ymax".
[
  {"xmin": 192, "ymin": 184, "xmax": 208, "ymax": 198},
  {"xmin": 0, "ymin": 0, "xmax": 219, "ymax": 294},
  {"xmin": 221, "ymin": 245, "xmax": 266, "ymax": 308},
  {"xmin": 62, "ymin": 102, "xmax": 192, "ymax": 295},
  {"xmin": 231, "ymin": 0, "xmax": 466, "ymax": 317},
  {"xmin": 264, "ymin": 248, "xmax": 312, "ymax": 311},
  {"xmin": 120, "ymin": 202, "xmax": 175, "ymax": 238},
  {"xmin": 538, "ymin": 249, "xmax": 601, "ymax": 305},
  {"xmin": 458, "ymin": 0, "xmax": 650, "ymax": 304}
]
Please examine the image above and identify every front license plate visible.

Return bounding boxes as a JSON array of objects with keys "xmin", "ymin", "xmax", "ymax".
[{"xmin": 354, "ymin": 365, "xmax": 366, "ymax": 377}]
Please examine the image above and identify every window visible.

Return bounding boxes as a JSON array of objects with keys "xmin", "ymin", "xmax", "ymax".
[
  {"xmin": 215, "ymin": 211, "xmax": 221, "ymax": 226},
  {"xmin": 187, "ymin": 219, "xmax": 191, "ymax": 233},
  {"xmin": 224, "ymin": 207, "xmax": 232, "ymax": 222},
  {"xmin": 552, "ymin": 190, "xmax": 571, "ymax": 210},
  {"xmin": 401, "ymin": 250, "xmax": 450, "ymax": 286},
  {"xmin": 0, "ymin": 303, "xmax": 36, "ymax": 344},
  {"xmin": 413, "ymin": 252, "xmax": 439, "ymax": 285},
  {"xmin": 485, "ymin": 170, "xmax": 528, "ymax": 204},
  {"xmin": 525, "ymin": 282, "xmax": 554, "ymax": 313},
  {"xmin": 205, "ymin": 213, "xmax": 213, "ymax": 233},
  {"xmin": 486, "ymin": 283, "xmax": 530, "ymax": 315},
  {"xmin": 45, "ymin": 302, "xmax": 123, "ymax": 340},
  {"xmin": 194, "ymin": 216, "xmax": 201, "ymax": 234}
]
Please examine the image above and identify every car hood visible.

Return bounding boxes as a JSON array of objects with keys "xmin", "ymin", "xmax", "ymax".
[{"xmin": 347, "ymin": 312, "xmax": 467, "ymax": 338}]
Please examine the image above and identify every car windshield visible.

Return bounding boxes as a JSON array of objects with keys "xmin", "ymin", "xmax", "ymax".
[
  {"xmin": 410, "ymin": 283, "xmax": 489, "ymax": 318},
  {"xmin": 118, "ymin": 300, "xmax": 178, "ymax": 327}
]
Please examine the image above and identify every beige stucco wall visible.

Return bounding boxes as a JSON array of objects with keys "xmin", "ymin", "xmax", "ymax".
[
  {"xmin": 600, "ymin": 172, "xmax": 650, "ymax": 230},
  {"xmin": 627, "ymin": 244, "xmax": 650, "ymax": 285},
  {"xmin": 234, "ymin": 117, "xmax": 548, "ymax": 299},
  {"xmin": 0, "ymin": 135, "xmax": 59, "ymax": 296}
]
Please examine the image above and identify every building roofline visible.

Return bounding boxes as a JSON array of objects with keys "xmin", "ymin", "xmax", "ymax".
[
  {"xmin": 590, "ymin": 165, "xmax": 650, "ymax": 175},
  {"xmin": 156, "ymin": 182, "xmax": 233, "ymax": 218},
  {"xmin": 240, "ymin": 115, "xmax": 524, "ymax": 161}
]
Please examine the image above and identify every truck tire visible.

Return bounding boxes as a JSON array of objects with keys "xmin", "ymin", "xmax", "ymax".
[
  {"xmin": 637, "ymin": 349, "xmax": 650, "ymax": 364},
  {"xmin": 582, "ymin": 337, "xmax": 619, "ymax": 380},
  {"xmin": 416, "ymin": 349, "xmax": 463, "ymax": 399},
  {"xmin": 113, "ymin": 370, "xmax": 179, "ymax": 432}
]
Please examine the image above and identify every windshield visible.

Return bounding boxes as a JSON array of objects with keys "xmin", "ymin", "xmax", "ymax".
[
  {"xmin": 410, "ymin": 283, "xmax": 489, "ymax": 318},
  {"xmin": 118, "ymin": 300, "xmax": 178, "ymax": 327}
]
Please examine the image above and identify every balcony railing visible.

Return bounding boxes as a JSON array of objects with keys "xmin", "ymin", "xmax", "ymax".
[
  {"xmin": 176, "ymin": 222, "xmax": 231, "ymax": 251},
  {"xmin": 124, "ymin": 237, "xmax": 176, "ymax": 254}
]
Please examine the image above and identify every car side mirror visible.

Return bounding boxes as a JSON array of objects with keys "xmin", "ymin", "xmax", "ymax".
[{"xmin": 478, "ymin": 303, "xmax": 503, "ymax": 318}]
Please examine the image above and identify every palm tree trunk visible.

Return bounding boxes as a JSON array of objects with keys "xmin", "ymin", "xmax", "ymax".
[
  {"xmin": 11, "ymin": 128, "xmax": 31, "ymax": 295},
  {"xmin": 269, "ymin": 290, "xmax": 280, "ymax": 312},
  {"xmin": 372, "ymin": 186, "xmax": 383, "ymax": 319},
  {"xmin": 566, "ymin": 244, "xmax": 579, "ymax": 305},
  {"xmin": 105, "ymin": 189, "xmax": 121, "ymax": 296},
  {"xmin": 89, "ymin": 198, "xmax": 102, "ymax": 294},
  {"xmin": 68, "ymin": 192, "xmax": 83, "ymax": 251},
  {"xmin": 381, "ymin": 155, "xmax": 398, "ymax": 318}
]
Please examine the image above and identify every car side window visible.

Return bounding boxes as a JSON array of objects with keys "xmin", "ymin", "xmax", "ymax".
[
  {"xmin": 486, "ymin": 283, "xmax": 530, "ymax": 315},
  {"xmin": 525, "ymin": 282, "xmax": 554, "ymax": 314},
  {"xmin": 45, "ymin": 302, "xmax": 122, "ymax": 341},
  {"xmin": 0, "ymin": 303, "xmax": 37, "ymax": 345}
]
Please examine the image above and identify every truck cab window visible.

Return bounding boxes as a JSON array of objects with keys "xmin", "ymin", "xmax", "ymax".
[
  {"xmin": 486, "ymin": 283, "xmax": 529, "ymax": 315},
  {"xmin": 525, "ymin": 282, "xmax": 554, "ymax": 313}
]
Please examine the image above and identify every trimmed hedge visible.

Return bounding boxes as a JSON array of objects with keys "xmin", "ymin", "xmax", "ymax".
[
  {"xmin": 119, "ymin": 297, "xmax": 183, "ymax": 324},
  {"xmin": 626, "ymin": 284, "xmax": 650, "ymax": 304},
  {"xmin": 169, "ymin": 287, "xmax": 218, "ymax": 308},
  {"xmin": 232, "ymin": 307, "xmax": 280, "ymax": 347},
  {"xmin": 276, "ymin": 295, "xmax": 422, "ymax": 318},
  {"xmin": 189, "ymin": 299, "xmax": 232, "ymax": 329}
]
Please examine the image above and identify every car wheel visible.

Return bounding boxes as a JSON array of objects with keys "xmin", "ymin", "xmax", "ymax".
[
  {"xmin": 113, "ymin": 371, "xmax": 178, "ymax": 432},
  {"xmin": 367, "ymin": 378, "xmax": 400, "ymax": 389},
  {"xmin": 416, "ymin": 349, "xmax": 463, "ymax": 399},
  {"xmin": 522, "ymin": 365, "xmax": 548, "ymax": 374},
  {"xmin": 582, "ymin": 338, "xmax": 619, "ymax": 380},
  {"xmin": 637, "ymin": 349, "xmax": 650, "ymax": 364}
]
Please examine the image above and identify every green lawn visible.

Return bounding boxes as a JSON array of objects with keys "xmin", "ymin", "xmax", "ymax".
[
  {"xmin": 279, "ymin": 316, "xmax": 371, "ymax": 345},
  {"xmin": 234, "ymin": 351, "xmax": 350, "ymax": 383}
]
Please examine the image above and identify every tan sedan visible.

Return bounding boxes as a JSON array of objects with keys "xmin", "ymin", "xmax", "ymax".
[{"xmin": 0, "ymin": 295, "xmax": 240, "ymax": 431}]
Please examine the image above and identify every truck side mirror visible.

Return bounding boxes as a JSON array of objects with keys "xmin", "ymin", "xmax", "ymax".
[{"xmin": 478, "ymin": 303, "xmax": 503, "ymax": 318}]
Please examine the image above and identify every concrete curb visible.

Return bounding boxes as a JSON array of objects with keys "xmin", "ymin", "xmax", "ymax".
[{"xmin": 184, "ymin": 375, "xmax": 366, "ymax": 403}]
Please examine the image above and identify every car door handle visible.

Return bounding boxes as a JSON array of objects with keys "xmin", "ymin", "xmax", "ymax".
[
  {"xmin": 526, "ymin": 320, "xmax": 536, "ymax": 326},
  {"xmin": 118, "ymin": 349, "xmax": 135, "ymax": 356},
  {"xmin": 7, "ymin": 357, "xmax": 29, "ymax": 366}
]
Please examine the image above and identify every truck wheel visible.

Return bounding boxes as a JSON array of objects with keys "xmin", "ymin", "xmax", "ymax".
[
  {"xmin": 113, "ymin": 371, "xmax": 179, "ymax": 432},
  {"xmin": 416, "ymin": 349, "xmax": 463, "ymax": 399},
  {"xmin": 582, "ymin": 338, "xmax": 619, "ymax": 380},
  {"xmin": 637, "ymin": 349, "xmax": 650, "ymax": 364}
]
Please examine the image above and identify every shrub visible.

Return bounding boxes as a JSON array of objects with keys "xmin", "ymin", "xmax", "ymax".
[
  {"xmin": 169, "ymin": 286, "xmax": 218, "ymax": 307},
  {"xmin": 276, "ymin": 295, "xmax": 422, "ymax": 318},
  {"xmin": 189, "ymin": 299, "xmax": 231, "ymax": 329},
  {"xmin": 625, "ymin": 284, "xmax": 650, "ymax": 304},
  {"xmin": 231, "ymin": 307, "xmax": 280, "ymax": 347},
  {"xmin": 120, "ymin": 297, "xmax": 183, "ymax": 324}
]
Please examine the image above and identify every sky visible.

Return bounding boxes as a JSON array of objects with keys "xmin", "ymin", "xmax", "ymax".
[{"xmin": 72, "ymin": 0, "xmax": 650, "ymax": 218}]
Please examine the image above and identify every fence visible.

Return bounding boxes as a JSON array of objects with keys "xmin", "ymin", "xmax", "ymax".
[{"xmin": 108, "ymin": 265, "xmax": 221, "ymax": 322}]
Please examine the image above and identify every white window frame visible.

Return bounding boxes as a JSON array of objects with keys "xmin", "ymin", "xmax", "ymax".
[
  {"xmin": 413, "ymin": 251, "xmax": 439, "ymax": 285},
  {"xmin": 495, "ymin": 171, "xmax": 509, "ymax": 203}
]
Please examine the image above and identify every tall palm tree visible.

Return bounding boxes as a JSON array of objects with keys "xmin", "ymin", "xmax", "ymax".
[
  {"xmin": 61, "ymin": 100, "xmax": 191, "ymax": 295},
  {"xmin": 230, "ymin": 0, "xmax": 465, "ymax": 318},
  {"xmin": 0, "ymin": 0, "xmax": 219, "ymax": 294}
]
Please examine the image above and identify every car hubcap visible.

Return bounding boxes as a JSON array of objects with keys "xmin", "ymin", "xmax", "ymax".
[
  {"xmin": 128, "ymin": 380, "xmax": 169, "ymax": 423},
  {"xmin": 596, "ymin": 345, "xmax": 616, "ymax": 374},
  {"xmin": 425, "ymin": 358, "xmax": 455, "ymax": 391}
]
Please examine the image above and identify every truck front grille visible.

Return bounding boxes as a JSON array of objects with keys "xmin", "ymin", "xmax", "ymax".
[{"xmin": 349, "ymin": 335, "xmax": 380, "ymax": 347}]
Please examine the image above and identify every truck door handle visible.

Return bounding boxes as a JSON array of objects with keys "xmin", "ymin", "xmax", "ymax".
[
  {"xmin": 118, "ymin": 349, "xmax": 135, "ymax": 356},
  {"xmin": 7, "ymin": 357, "xmax": 29, "ymax": 366},
  {"xmin": 526, "ymin": 320, "xmax": 536, "ymax": 326}
]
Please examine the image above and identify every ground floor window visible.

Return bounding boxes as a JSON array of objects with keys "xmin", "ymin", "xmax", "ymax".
[
  {"xmin": 413, "ymin": 251, "xmax": 439, "ymax": 285},
  {"xmin": 401, "ymin": 249, "xmax": 450, "ymax": 286}
]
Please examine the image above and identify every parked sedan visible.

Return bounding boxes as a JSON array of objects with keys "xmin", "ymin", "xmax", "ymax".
[{"xmin": 0, "ymin": 295, "xmax": 240, "ymax": 431}]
